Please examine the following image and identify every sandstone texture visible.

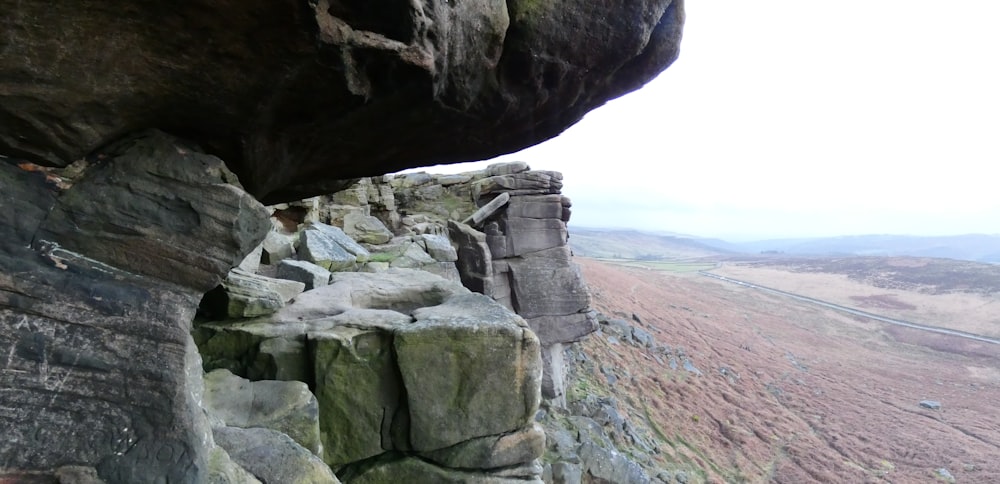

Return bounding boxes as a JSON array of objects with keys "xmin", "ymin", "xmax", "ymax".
[
  {"xmin": 2, "ymin": 148, "xmax": 604, "ymax": 482},
  {"xmin": 0, "ymin": 7, "xmax": 685, "ymax": 476},
  {"xmin": 202, "ymin": 369, "xmax": 322, "ymax": 455},
  {"xmin": 1, "ymin": 0, "xmax": 684, "ymax": 203},
  {"xmin": 213, "ymin": 426, "xmax": 340, "ymax": 484},
  {"xmin": 3, "ymin": 1, "xmax": 686, "ymax": 480},
  {"xmin": 0, "ymin": 132, "xmax": 270, "ymax": 482},
  {"xmin": 196, "ymin": 269, "xmax": 544, "ymax": 481}
]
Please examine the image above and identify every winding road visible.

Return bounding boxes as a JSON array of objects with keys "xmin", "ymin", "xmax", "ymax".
[{"xmin": 698, "ymin": 271, "xmax": 1000, "ymax": 346}]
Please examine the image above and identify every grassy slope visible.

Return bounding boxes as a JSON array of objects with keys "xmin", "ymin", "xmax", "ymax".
[{"xmin": 575, "ymin": 257, "xmax": 1000, "ymax": 483}]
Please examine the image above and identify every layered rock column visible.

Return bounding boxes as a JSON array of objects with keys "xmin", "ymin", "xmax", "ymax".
[
  {"xmin": 0, "ymin": 131, "xmax": 270, "ymax": 482},
  {"xmin": 454, "ymin": 163, "xmax": 598, "ymax": 402}
]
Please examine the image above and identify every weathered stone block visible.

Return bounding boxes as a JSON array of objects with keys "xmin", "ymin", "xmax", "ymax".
[
  {"xmin": 201, "ymin": 269, "xmax": 305, "ymax": 319},
  {"xmin": 230, "ymin": 269, "xmax": 305, "ymax": 303},
  {"xmin": 310, "ymin": 326, "xmax": 402, "ymax": 467},
  {"xmin": 506, "ymin": 257, "xmax": 590, "ymax": 319},
  {"xmin": 261, "ymin": 230, "xmax": 297, "ymax": 264},
  {"xmin": 526, "ymin": 312, "xmax": 599, "ymax": 345},
  {"xmin": 213, "ymin": 427, "xmax": 339, "ymax": 484},
  {"xmin": 505, "ymin": 194, "xmax": 566, "ymax": 220},
  {"xmin": 473, "ymin": 171, "xmax": 563, "ymax": 199},
  {"xmin": 416, "ymin": 234, "xmax": 458, "ymax": 262},
  {"xmin": 486, "ymin": 161, "xmax": 531, "ymax": 177},
  {"xmin": 35, "ymin": 130, "xmax": 271, "ymax": 292},
  {"xmin": 421, "ymin": 423, "xmax": 546, "ymax": 470},
  {"xmin": 299, "ymin": 222, "xmax": 370, "ymax": 268},
  {"xmin": 448, "ymin": 220, "xmax": 494, "ymax": 295},
  {"xmin": 396, "ymin": 293, "xmax": 542, "ymax": 451},
  {"xmin": 341, "ymin": 453, "xmax": 541, "ymax": 484},
  {"xmin": 202, "ymin": 369, "xmax": 322, "ymax": 455},
  {"xmin": 419, "ymin": 261, "xmax": 463, "ymax": 284},
  {"xmin": 277, "ymin": 259, "xmax": 332, "ymax": 291},
  {"xmin": 0, "ymin": 134, "xmax": 270, "ymax": 483},
  {"xmin": 500, "ymin": 216, "xmax": 569, "ymax": 257},
  {"xmin": 207, "ymin": 446, "xmax": 263, "ymax": 484},
  {"xmin": 389, "ymin": 243, "xmax": 437, "ymax": 268},
  {"xmin": 299, "ymin": 229, "xmax": 357, "ymax": 271},
  {"xmin": 541, "ymin": 343, "xmax": 567, "ymax": 403},
  {"xmin": 344, "ymin": 212, "xmax": 394, "ymax": 245}
]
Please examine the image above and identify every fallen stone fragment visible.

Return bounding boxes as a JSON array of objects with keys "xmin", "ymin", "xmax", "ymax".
[
  {"xmin": 462, "ymin": 192, "xmax": 511, "ymax": 227},
  {"xmin": 213, "ymin": 427, "xmax": 339, "ymax": 484},
  {"xmin": 298, "ymin": 224, "xmax": 360, "ymax": 271},
  {"xmin": 202, "ymin": 369, "xmax": 322, "ymax": 455},
  {"xmin": 416, "ymin": 233, "xmax": 459, "ymax": 262},
  {"xmin": 344, "ymin": 212, "xmax": 394, "ymax": 245},
  {"xmin": 277, "ymin": 259, "xmax": 332, "ymax": 290},
  {"xmin": 201, "ymin": 269, "xmax": 306, "ymax": 318},
  {"xmin": 262, "ymin": 230, "xmax": 298, "ymax": 264}
]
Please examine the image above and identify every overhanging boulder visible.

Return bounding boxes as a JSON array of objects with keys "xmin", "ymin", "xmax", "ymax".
[{"xmin": 1, "ymin": 0, "xmax": 684, "ymax": 203}]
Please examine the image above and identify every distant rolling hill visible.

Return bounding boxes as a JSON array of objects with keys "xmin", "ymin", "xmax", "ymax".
[
  {"xmin": 568, "ymin": 228, "xmax": 1000, "ymax": 264},
  {"xmin": 703, "ymin": 234, "xmax": 1000, "ymax": 264},
  {"xmin": 567, "ymin": 227, "xmax": 731, "ymax": 259}
]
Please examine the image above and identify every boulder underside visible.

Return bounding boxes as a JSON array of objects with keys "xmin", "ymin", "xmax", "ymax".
[{"xmin": 1, "ymin": 0, "xmax": 684, "ymax": 203}]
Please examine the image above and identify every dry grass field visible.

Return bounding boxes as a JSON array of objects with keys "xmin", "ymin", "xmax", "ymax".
[
  {"xmin": 576, "ymin": 257, "xmax": 1000, "ymax": 483},
  {"xmin": 710, "ymin": 257, "xmax": 1000, "ymax": 338}
]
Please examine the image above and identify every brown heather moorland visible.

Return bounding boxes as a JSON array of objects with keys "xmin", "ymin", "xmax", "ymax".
[{"xmin": 573, "ymin": 257, "xmax": 1000, "ymax": 483}]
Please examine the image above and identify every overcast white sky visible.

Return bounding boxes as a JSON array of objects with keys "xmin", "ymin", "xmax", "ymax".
[{"xmin": 415, "ymin": 1, "xmax": 1000, "ymax": 241}]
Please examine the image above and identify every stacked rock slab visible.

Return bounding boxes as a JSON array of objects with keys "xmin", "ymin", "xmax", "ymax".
[
  {"xmin": 195, "ymin": 270, "xmax": 544, "ymax": 482},
  {"xmin": 462, "ymin": 163, "xmax": 598, "ymax": 403},
  {"xmin": 310, "ymin": 163, "xmax": 598, "ymax": 404}
]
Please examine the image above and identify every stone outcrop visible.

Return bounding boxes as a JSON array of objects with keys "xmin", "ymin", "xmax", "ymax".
[
  {"xmin": 3, "ymin": 1, "xmax": 687, "ymax": 479},
  {"xmin": 196, "ymin": 269, "xmax": 544, "ymax": 481},
  {"xmin": 298, "ymin": 163, "xmax": 597, "ymax": 404},
  {"xmin": 535, "ymin": 313, "xmax": 709, "ymax": 484},
  {"xmin": 1, "ymin": 0, "xmax": 684, "ymax": 203},
  {"xmin": 2, "ymin": 138, "xmax": 604, "ymax": 482},
  {"xmin": 0, "ymin": 131, "xmax": 270, "ymax": 482},
  {"xmin": 444, "ymin": 164, "xmax": 598, "ymax": 403}
]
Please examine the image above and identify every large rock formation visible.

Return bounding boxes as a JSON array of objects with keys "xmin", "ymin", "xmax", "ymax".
[
  {"xmin": 459, "ymin": 166, "xmax": 598, "ymax": 404},
  {"xmin": 195, "ymin": 269, "xmax": 544, "ymax": 481},
  {"xmin": 1, "ymin": 0, "xmax": 684, "ymax": 203},
  {"xmin": 307, "ymin": 163, "xmax": 597, "ymax": 403},
  {"xmin": 2, "ymin": 2, "xmax": 685, "ymax": 481},
  {"xmin": 0, "ymin": 131, "xmax": 270, "ymax": 482}
]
